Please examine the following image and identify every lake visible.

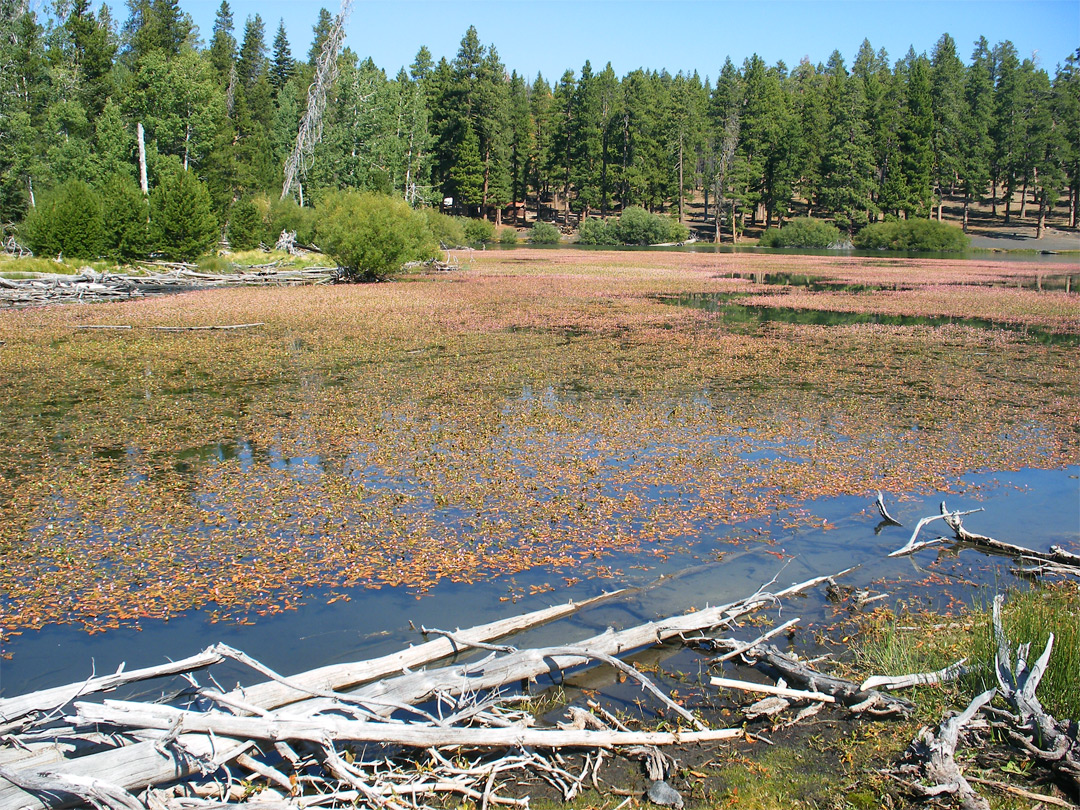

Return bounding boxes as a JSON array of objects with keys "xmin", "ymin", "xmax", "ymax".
[{"xmin": 1, "ymin": 249, "xmax": 1077, "ymax": 698}]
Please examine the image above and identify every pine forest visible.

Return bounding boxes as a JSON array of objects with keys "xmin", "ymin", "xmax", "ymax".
[{"xmin": 1, "ymin": 0, "xmax": 1078, "ymax": 262}]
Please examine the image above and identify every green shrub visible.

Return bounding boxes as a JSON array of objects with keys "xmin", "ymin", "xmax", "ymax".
[
  {"xmin": 21, "ymin": 180, "xmax": 105, "ymax": 259},
  {"xmin": 758, "ymin": 217, "xmax": 841, "ymax": 248},
  {"xmin": 612, "ymin": 206, "xmax": 689, "ymax": 245},
  {"xmin": 854, "ymin": 219, "xmax": 969, "ymax": 252},
  {"xmin": 99, "ymin": 174, "xmax": 149, "ymax": 262},
  {"xmin": 227, "ymin": 198, "xmax": 264, "ymax": 251},
  {"xmin": 420, "ymin": 210, "xmax": 466, "ymax": 248},
  {"xmin": 268, "ymin": 197, "xmax": 317, "ymax": 246},
  {"xmin": 496, "ymin": 226, "xmax": 518, "ymax": 245},
  {"xmin": 316, "ymin": 191, "xmax": 437, "ymax": 281},
  {"xmin": 577, "ymin": 217, "xmax": 617, "ymax": 245},
  {"xmin": 150, "ymin": 169, "xmax": 219, "ymax": 261},
  {"xmin": 528, "ymin": 220, "xmax": 561, "ymax": 244},
  {"xmin": 463, "ymin": 217, "xmax": 495, "ymax": 244}
]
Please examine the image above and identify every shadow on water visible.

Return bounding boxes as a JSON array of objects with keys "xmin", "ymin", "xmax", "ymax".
[{"xmin": 655, "ymin": 292, "xmax": 1080, "ymax": 346}]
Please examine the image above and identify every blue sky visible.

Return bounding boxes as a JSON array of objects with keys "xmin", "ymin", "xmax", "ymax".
[{"xmin": 110, "ymin": 0, "xmax": 1079, "ymax": 80}]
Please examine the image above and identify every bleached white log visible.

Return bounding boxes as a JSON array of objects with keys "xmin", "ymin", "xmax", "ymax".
[
  {"xmin": 72, "ymin": 701, "xmax": 741, "ymax": 749},
  {"xmin": 709, "ymin": 677, "xmax": 835, "ymax": 703},
  {"xmin": 0, "ymin": 649, "xmax": 224, "ymax": 733},
  {"xmin": 0, "ymin": 595, "xmax": 617, "ymax": 810},
  {"xmin": 233, "ymin": 591, "xmax": 620, "ymax": 709},
  {"xmin": 859, "ymin": 658, "xmax": 969, "ymax": 692}
]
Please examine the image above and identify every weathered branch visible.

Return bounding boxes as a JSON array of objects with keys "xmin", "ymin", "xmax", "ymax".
[
  {"xmin": 71, "ymin": 701, "xmax": 741, "ymax": 749},
  {"xmin": 897, "ymin": 689, "xmax": 997, "ymax": 810},
  {"xmin": 0, "ymin": 649, "xmax": 224, "ymax": 734}
]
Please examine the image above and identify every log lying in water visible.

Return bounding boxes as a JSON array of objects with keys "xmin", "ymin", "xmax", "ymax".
[
  {"xmin": 886, "ymin": 498, "xmax": 1080, "ymax": 576},
  {"xmin": 0, "ymin": 572, "xmax": 848, "ymax": 810}
]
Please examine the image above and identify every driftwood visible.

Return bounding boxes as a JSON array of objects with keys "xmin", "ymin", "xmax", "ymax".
[
  {"xmin": 859, "ymin": 658, "xmax": 969, "ymax": 693},
  {"xmin": 0, "ymin": 594, "xmax": 616, "ymax": 810},
  {"xmin": 892, "ymin": 592, "xmax": 1080, "ymax": 808},
  {"xmin": 0, "ymin": 649, "xmax": 224, "ymax": 735},
  {"xmin": 988, "ymin": 595, "xmax": 1080, "ymax": 788},
  {"xmin": 887, "ymin": 499, "xmax": 1080, "ymax": 575},
  {"xmin": 709, "ymin": 677, "xmax": 836, "ymax": 703},
  {"xmin": 726, "ymin": 643, "xmax": 915, "ymax": 717},
  {"xmin": 71, "ymin": 701, "xmax": 743, "ymax": 749},
  {"xmin": 896, "ymin": 689, "xmax": 997, "ymax": 810},
  {"xmin": 0, "ymin": 266, "xmax": 339, "ymax": 308},
  {"xmin": 0, "ymin": 573, "xmax": 848, "ymax": 810}
]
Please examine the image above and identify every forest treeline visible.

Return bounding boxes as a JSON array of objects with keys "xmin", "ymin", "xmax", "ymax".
[{"xmin": 1, "ymin": 0, "xmax": 1077, "ymax": 257}]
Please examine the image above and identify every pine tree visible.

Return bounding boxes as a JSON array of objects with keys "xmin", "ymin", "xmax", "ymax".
[
  {"xmin": 1054, "ymin": 50, "xmax": 1080, "ymax": 227},
  {"xmin": 1024, "ymin": 68, "xmax": 1066, "ymax": 237},
  {"xmin": 528, "ymin": 73, "xmax": 554, "ymax": 220},
  {"xmin": 450, "ymin": 124, "xmax": 484, "ymax": 211},
  {"xmin": 208, "ymin": 1, "xmax": 236, "ymax": 80},
  {"xmin": 789, "ymin": 58, "xmax": 827, "ymax": 216},
  {"xmin": 307, "ymin": 8, "xmax": 332, "ymax": 67},
  {"xmin": 62, "ymin": 0, "xmax": 116, "ymax": 116},
  {"xmin": 100, "ymin": 173, "xmax": 150, "ymax": 260},
  {"xmin": 236, "ymin": 14, "xmax": 266, "ymax": 91},
  {"xmin": 991, "ymin": 40, "xmax": 1024, "ymax": 221},
  {"xmin": 898, "ymin": 55, "xmax": 934, "ymax": 217},
  {"xmin": 227, "ymin": 196, "xmax": 263, "ymax": 249},
  {"xmin": 23, "ymin": 179, "xmax": 104, "ymax": 258},
  {"xmin": 506, "ymin": 70, "xmax": 534, "ymax": 221},
  {"xmin": 819, "ymin": 52, "xmax": 876, "ymax": 235},
  {"xmin": 150, "ymin": 168, "xmax": 219, "ymax": 260},
  {"xmin": 707, "ymin": 56, "xmax": 741, "ymax": 241},
  {"xmin": 269, "ymin": 20, "xmax": 295, "ymax": 95},
  {"xmin": 930, "ymin": 34, "xmax": 966, "ymax": 219},
  {"xmin": 960, "ymin": 38, "xmax": 994, "ymax": 230}
]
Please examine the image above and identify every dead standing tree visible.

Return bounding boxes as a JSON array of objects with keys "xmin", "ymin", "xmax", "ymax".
[{"xmin": 281, "ymin": 0, "xmax": 354, "ymax": 206}]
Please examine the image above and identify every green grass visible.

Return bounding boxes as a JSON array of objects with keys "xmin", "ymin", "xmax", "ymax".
[
  {"xmin": 854, "ymin": 581, "xmax": 1079, "ymax": 722},
  {"xmin": 0, "ymin": 256, "xmax": 78, "ymax": 276},
  {"xmin": 968, "ymin": 583, "xmax": 1080, "ymax": 721}
]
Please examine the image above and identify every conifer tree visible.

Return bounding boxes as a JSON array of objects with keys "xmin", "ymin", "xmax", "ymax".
[
  {"xmin": 150, "ymin": 168, "xmax": 218, "ymax": 260},
  {"xmin": 1053, "ymin": 50, "xmax": 1080, "ymax": 227},
  {"xmin": 528, "ymin": 73, "xmax": 554, "ymax": 220},
  {"xmin": 960, "ymin": 38, "xmax": 994, "ymax": 230},
  {"xmin": 450, "ymin": 124, "xmax": 484, "ymax": 212},
  {"xmin": 23, "ymin": 179, "xmax": 104, "ymax": 258},
  {"xmin": 236, "ymin": 14, "xmax": 266, "ymax": 91},
  {"xmin": 899, "ymin": 55, "xmax": 934, "ymax": 217},
  {"xmin": 930, "ymin": 33, "xmax": 966, "ymax": 219},
  {"xmin": 506, "ymin": 71, "xmax": 533, "ymax": 221},
  {"xmin": 100, "ymin": 173, "xmax": 150, "ymax": 260},
  {"xmin": 208, "ymin": 1, "xmax": 236, "ymax": 80},
  {"xmin": 991, "ymin": 40, "xmax": 1024, "ymax": 220},
  {"xmin": 819, "ymin": 51, "xmax": 875, "ymax": 235},
  {"xmin": 307, "ymin": 8, "xmax": 332, "ymax": 67},
  {"xmin": 270, "ymin": 20, "xmax": 295, "ymax": 95}
]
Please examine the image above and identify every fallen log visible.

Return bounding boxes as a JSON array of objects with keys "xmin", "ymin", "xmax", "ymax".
[
  {"xmin": 0, "ymin": 593, "xmax": 619, "ymax": 810},
  {"xmin": 0, "ymin": 573, "xmax": 850, "ymax": 809},
  {"xmin": 0, "ymin": 649, "xmax": 225, "ymax": 734},
  {"xmin": 732, "ymin": 644, "xmax": 915, "ymax": 717},
  {"xmin": 709, "ymin": 677, "xmax": 836, "ymax": 703},
  {"xmin": 859, "ymin": 658, "xmax": 970, "ymax": 693},
  {"xmin": 887, "ymin": 499, "xmax": 1080, "ymax": 573},
  {"xmin": 72, "ymin": 700, "xmax": 744, "ymax": 749}
]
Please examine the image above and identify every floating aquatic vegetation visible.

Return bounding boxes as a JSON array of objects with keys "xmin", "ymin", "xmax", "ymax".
[{"xmin": 0, "ymin": 251, "xmax": 1077, "ymax": 637}]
